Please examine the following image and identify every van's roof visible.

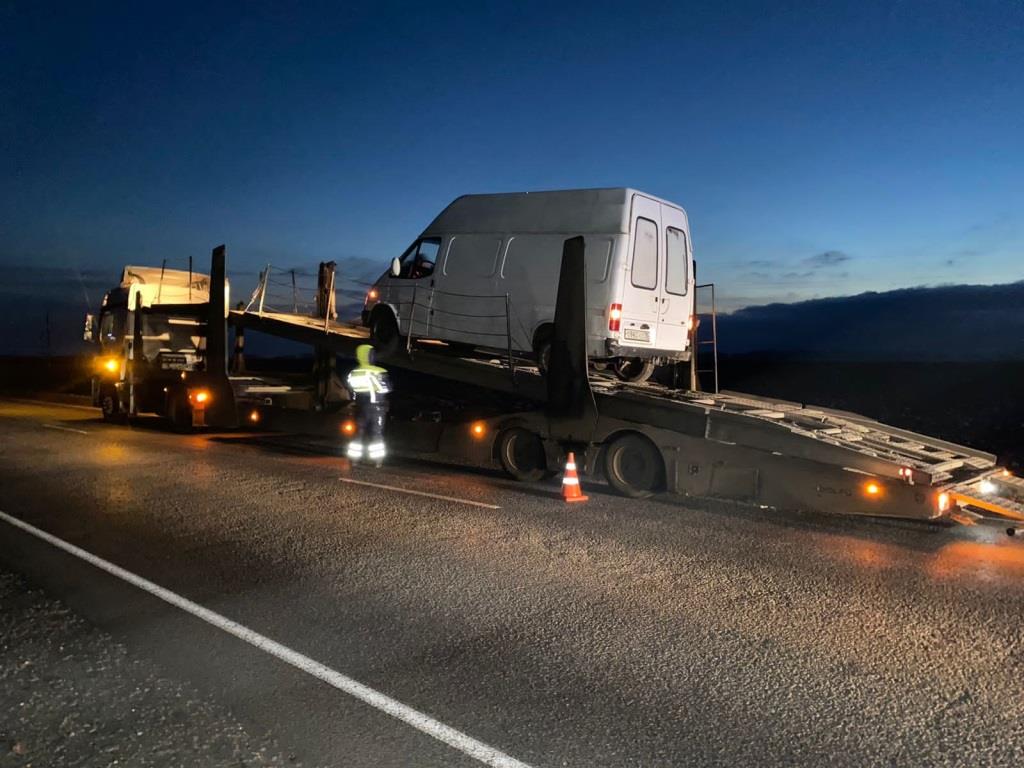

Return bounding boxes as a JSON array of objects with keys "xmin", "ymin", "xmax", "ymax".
[{"xmin": 423, "ymin": 188, "xmax": 686, "ymax": 236}]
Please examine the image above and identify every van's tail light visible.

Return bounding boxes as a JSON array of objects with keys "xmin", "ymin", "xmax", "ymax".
[{"xmin": 608, "ymin": 303, "xmax": 622, "ymax": 332}]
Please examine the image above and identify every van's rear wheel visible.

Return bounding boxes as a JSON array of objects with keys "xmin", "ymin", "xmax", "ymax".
[
  {"xmin": 497, "ymin": 427, "xmax": 548, "ymax": 482},
  {"xmin": 604, "ymin": 433, "xmax": 665, "ymax": 498},
  {"xmin": 532, "ymin": 326, "xmax": 553, "ymax": 375},
  {"xmin": 612, "ymin": 357, "xmax": 655, "ymax": 383},
  {"xmin": 370, "ymin": 309, "xmax": 402, "ymax": 355}
]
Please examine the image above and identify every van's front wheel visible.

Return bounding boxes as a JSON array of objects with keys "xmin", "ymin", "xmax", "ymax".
[
  {"xmin": 612, "ymin": 357, "xmax": 655, "ymax": 383},
  {"xmin": 370, "ymin": 309, "xmax": 402, "ymax": 355},
  {"xmin": 532, "ymin": 325, "xmax": 553, "ymax": 375}
]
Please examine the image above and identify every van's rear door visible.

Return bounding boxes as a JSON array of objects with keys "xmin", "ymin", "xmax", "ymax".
[
  {"xmin": 657, "ymin": 204, "xmax": 692, "ymax": 352},
  {"xmin": 619, "ymin": 194, "xmax": 663, "ymax": 349}
]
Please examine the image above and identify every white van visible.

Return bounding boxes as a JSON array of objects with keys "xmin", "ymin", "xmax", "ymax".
[{"xmin": 361, "ymin": 188, "xmax": 695, "ymax": 382}]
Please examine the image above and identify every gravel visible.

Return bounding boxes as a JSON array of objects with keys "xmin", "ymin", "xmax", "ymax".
[{"xmin": 0, "ymin": 570, "xmax": 298, "ymax": 768}]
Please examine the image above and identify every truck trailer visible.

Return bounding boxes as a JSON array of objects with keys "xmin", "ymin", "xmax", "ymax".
[{"xmin": 234, "ymin": 238, "xmax": 1024, "ymax": 530}]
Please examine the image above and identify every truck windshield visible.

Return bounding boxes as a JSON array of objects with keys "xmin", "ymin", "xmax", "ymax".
[{"xmin": 99, "ymin": 310, "xmax": 126, "ymax": 343}]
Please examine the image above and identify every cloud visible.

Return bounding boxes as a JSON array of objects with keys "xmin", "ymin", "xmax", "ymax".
[{"xmin": 803, "ymin": 250, "xmax": 852, "ymax": 268}]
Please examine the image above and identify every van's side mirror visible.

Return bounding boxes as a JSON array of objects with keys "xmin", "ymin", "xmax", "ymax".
[
  {"xmin": 390, "ymin": 257, "xmax": 401, "ymax": 277},
  {"xmin": 83, "ymin": 313, "xmax": 96, "ymax": 342}
]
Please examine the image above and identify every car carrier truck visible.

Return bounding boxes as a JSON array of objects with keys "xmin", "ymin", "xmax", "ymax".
[{"xmin": 84, "ymin": 250, "xmax": 236, "ymax": 429}]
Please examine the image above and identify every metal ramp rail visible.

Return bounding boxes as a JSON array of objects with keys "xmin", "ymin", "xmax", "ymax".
[
  {"xmin": 945, "ymin": 470, "xmax": 1024, "ymax": 524},
  {"xmin": 594, "ymin": 380, "xmax": 999, "ymax": 482}
]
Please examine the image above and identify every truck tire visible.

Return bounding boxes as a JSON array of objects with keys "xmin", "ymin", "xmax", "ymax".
[
  {"xmin": 100, "ymin": 387, "xmax": 122, "ymax": 423},
  {"xmin": 370, "ymin": 308, "xmax": 402, "ymax": 355},
  {"xmin": 497, "ymin": 427, "xmax": 548, "ymax": 482},
  {"xmin": 167, "ymin": 390, "xmax": 193, "ymax": 433},
  {"xmin": 612, "ymin": 357, "xmax": 655, "ymax": 383},
  {"xmin": 603, "ymin": 433, "xmax": 665, "ymax": 498}
]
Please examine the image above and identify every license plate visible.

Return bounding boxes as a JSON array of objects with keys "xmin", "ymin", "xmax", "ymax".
[
  {"xmin": 623, "ymin": 329, "xmax": 650, "ymax": 343},
  {"xmin": 160, "ymin": 354, "xmax": 188, "ymax": 370}
]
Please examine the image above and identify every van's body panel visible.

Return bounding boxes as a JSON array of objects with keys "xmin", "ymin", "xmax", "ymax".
[{"xmin": 364, "ymin": 188, "xmax": 694, "ymax": 363}]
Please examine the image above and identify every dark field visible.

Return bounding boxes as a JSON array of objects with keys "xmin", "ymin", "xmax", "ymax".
[{"xmin": 3, "ymin": 353, "xmax": 1021, "ymax": 468}]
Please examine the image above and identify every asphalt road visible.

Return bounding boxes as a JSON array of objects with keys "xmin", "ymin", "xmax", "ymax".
[{"xmin": 1, "ymin": 398, "xmax": 1023, "ymax": 767}]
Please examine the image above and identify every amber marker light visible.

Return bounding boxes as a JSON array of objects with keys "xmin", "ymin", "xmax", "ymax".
[
  {"xmin": 341, "ymin": 420, "xmax": 357, "ymax": 435},
  {"xmin": 864, "ymin": 481, "xmax": 881, "ymax": 497},
  {"xmin": 190, "ymin": 389, "xmax": 210, "ymax": 405},
  {"xmin": 470, "ymin": 421, "xmax": 487, "ymax": 439},
  {"xmin": 97, "ymin": 357, "xmax": 119, "ymax": 374},
  {"xmin": 366, "ymin": 288, "xmax": 379, "ymax": 302},
  {"xmin": 249, "ymin": 409, "xmax": 260, "ymax": 423}
]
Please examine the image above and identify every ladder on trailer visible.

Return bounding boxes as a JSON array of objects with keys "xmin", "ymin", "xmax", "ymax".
[{"xmin": 690, "ymin": 283, "xmax": 719, "ymax": 393}]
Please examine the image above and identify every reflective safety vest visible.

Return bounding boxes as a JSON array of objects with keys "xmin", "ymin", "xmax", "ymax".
[{"xmin": 347, "ymin": 367, "xmax": 391, "ymax": 403}]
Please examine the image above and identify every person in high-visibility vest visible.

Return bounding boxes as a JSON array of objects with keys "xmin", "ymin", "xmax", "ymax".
[{"xmin": 345, "ymin": 344, "xmax": 392, "ymax": 465}]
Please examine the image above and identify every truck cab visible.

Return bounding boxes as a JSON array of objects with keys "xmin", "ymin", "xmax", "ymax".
[{"xmin": 85, "ymin": 266, "xmax": 226, "ymax": 426}]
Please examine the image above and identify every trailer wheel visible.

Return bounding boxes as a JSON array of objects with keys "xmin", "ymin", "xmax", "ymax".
[
  {"xmin": 497, "ymin": 427, "xmax": 548, "ymax": 482},
  {"xmin": 370, "ymin": 308, "xmax": 402, "ymax": 355},
  {"xmin": 612, "ymin": 357, "xmax": 655, "ymax": 383},
  {"xmin": 604, "ymin": 433, "xmax": 665, "ymax": 498}
]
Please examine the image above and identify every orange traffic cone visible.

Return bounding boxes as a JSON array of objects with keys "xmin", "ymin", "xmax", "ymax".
[{"xmin": 561, "ymin": 452, "xmax": 588, "ymax": 503}]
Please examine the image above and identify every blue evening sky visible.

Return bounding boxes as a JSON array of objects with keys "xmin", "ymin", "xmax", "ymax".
[{"xmin": 3, "ymin": 0, "xmax": 1022, "ymax": 313}]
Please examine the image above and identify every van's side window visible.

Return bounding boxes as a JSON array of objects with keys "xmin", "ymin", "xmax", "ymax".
[
  {"xmin": 631, "ymin": 218, "xmax": 658, "ymax": 290},
  {"xmin": 665, "ymin": 227, "xmax": 688, "ymax": 295},
  {"xmin": 397, "ymin": 237, "xmax": 441, "ymax": 279}
]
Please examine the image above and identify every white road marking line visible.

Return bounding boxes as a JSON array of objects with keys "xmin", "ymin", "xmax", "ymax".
[
  {"xmin": 0, "ymin": 510, "xmax": 531, "ymax": 768},
  {"xmin": 340, "ymin": 477, "xmax": 501, "ymax": 509},
  {"xmin": 41, "ymin": 423, "xmax": 90, "ymax": 435}
]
